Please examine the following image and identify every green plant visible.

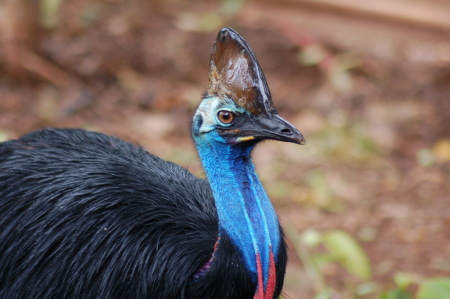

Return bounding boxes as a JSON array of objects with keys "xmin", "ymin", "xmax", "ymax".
[{"xmin": 287, "ymin": 227, "xmax": 450, "ymax": 299}]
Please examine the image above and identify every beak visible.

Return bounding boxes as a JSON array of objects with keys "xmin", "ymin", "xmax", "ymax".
[{"xmin": 233, "ymin": 114, "xmax": 305, "ymax": 145}]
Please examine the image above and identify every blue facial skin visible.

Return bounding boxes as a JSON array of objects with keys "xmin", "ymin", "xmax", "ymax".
[{"xmin": 192, "ymin": 96, "xmax": 280, "ymax": 288}]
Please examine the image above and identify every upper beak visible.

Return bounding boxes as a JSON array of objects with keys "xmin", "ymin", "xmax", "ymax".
[{"xmin": 236, "ymin": 114, "xmax": 305, "ymax": 145}]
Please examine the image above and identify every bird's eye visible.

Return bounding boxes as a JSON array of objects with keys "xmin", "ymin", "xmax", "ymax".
[{"xmin": 217, "ymin": 110, "xmax": 235, "ymax": 124}]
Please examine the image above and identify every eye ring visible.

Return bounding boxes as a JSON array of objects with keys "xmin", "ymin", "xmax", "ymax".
[{"xmin": 217, "ymin": 110, "xmax": 235, "ymax": 124}]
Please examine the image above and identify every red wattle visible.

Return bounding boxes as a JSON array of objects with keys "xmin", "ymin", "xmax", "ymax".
[
  {"xmin": 253, "ymin": 254, "xmax": 265, "ymax": 299},
  {"xmin": 264, "ymin": 249, "xmax": 276, "ymax": 298},
  {"xmin": 253, "ymin": 251, "xmax": 277, "ymax": 299}
]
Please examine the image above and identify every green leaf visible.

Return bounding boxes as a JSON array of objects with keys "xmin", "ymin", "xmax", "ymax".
[
  {"xmin": 322, "ymin": 230, "xmax": 371, "ymax": 280},
  {"xmin": 40, "ymin": 0, "xmax": 64, "ymax": 29},
  {"xmin": 312, "ymin": 253, "xmax": 334, "ymax": 270},
  {"xmin": 313, "ymin": 288, "xmax": 335, "ymax": 299},
  {"xmin": 393, "ymin": 272, "xmax": 416, "ymax": 290},
  {"xmin": 417, "ymin": 277, "xmax": 450, "ymax": 299},
  {"xmin": 355, "ymin": 281, "xmax": 378, "ymax": 295},
  {"xmin": 301, "ymin": 228, "xmax": 322, "ymax": 247},
  {"xmin": 379, "ymin": 289, "xmax": 413, "ymax": 299}
]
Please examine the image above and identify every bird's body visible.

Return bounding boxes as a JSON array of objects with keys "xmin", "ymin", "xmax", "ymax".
[
  {"xmin": 0, "ymin": 128, "xmax": 281, "ymax": 298},
  {"xmin": 0, "ymin": 28, "xmax": 303, "ymax": 299}
]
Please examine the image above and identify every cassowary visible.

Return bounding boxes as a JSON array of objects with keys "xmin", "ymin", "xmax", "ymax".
[{"xmin": 0, "ymin": 28, "xmax": 304, "ymax": 298}]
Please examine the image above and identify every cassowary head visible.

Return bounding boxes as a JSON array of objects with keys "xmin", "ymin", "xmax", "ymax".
[{"xmin": 192, "ymin": 27, "xmax": 305, "ymax": 147}]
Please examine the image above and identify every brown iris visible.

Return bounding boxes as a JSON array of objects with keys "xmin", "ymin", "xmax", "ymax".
[{"xmin": 217, "ymin": 110, "xmax": 234, "ymax": 124}]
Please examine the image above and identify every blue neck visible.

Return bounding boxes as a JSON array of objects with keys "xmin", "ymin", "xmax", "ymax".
[{"xmin": 194, "ymin": 130, "xmax": 280, "ymax": 287}]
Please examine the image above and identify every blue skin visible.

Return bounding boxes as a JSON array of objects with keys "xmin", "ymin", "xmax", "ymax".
[{"xmin": 192, "ymin": 96, "xmax": 280, "ymax": 288}]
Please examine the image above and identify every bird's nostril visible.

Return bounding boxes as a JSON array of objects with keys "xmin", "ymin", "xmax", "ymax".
[{"xmin": 280, "ymin": 128, "xmax": 291, "ymax": 134}]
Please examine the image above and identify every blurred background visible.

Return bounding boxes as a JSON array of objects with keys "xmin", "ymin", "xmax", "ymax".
[{"xmin": 0, "ymin": 0, "xmax": 449, "ymax": 298}]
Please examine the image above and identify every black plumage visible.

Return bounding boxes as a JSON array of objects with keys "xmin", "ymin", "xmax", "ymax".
[{"xmin": 0, "ymin": 128, "xmax": 287, "ymax": 298}]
